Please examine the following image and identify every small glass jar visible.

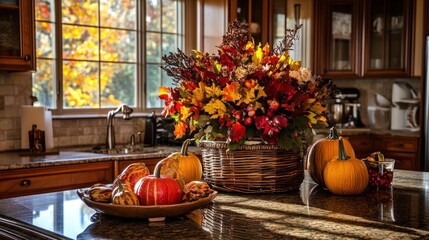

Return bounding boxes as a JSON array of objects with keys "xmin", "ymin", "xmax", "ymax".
[{"xmin": 363, "ymin": 159, "xmax": 395, "ymax": 189}]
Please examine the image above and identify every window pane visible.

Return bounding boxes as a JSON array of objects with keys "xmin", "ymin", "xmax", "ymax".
[
  {"xmin": 100, "ymin": 29, "xmax": 136, "ymax": 62},
  {"xmin": 162, "ymin": 33, "xmax": 177, "ymax": 56},
  {"xmin": 146, "ymin": 32, "xmax": 161, "ymax": 63},
  {"xmin": 36, "ymin": 0, "xmax": 55, "ymax": 22},
  {"xmin": 32, "ymin": 59, "xmax": 56, "ymax": 108},
  {"xmin": 146, "ymin": 0, "xmax": 161, "ymax": 31},
  {"xmin": 100, "ymin": 0, "xmax": 136, "ymax": 29},
  {"xmin": 62, "ymin": 25, "xmax": 99, "ymax": 60},
  {"xmin": 161, "ymin": 67, "xmax": 173, "ymax": 87},
  {"xmin": 100, "ymin": 63, "xmax": 136, "ymax": 107},
  {"xmin": 62, "ymin": 0, "xmax": 98, "ymax": 26},
  {"xmin": 162, "ymin": 0, "xmax": 178, "ymax": 32},
  {"xmin": 146, "ymin": 64, "xmax": 161, "ymax": 108},
  {"xmin": 63, "ymin": 61, "xmax": 99, "ymax": 108},
  {"xmin": 36, "ymin": 22, "xmax": 55, "ymax": 58}
]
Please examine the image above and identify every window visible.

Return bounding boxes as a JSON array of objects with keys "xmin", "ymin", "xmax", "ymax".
[{"xmin": 33, "ymin": 0, "xmax": 185, "ymax": 112}]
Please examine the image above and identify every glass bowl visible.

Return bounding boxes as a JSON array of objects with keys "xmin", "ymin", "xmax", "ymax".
[{"xmin": 363, "ymin": 158, "xmax": 395, "ymax": 188}]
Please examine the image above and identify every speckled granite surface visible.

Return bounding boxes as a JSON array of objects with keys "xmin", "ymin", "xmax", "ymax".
[
  {"xmin": 0, "ymin": 146, "xmax": 195, "ymax": 170},
  {"xmin": 0, "ymin": 171, "xmax": 427, "ymax": 239}
]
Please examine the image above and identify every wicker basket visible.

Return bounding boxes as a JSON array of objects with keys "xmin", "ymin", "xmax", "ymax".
[{"xmin": 197, "ymin": 140, "xmax": 304, "ymax": 193}]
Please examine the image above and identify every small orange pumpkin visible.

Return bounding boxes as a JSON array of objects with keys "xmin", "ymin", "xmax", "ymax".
[
  {"xmin": 162, "ymin": 139, "xmax": 202, "ymax": 183},
  {"xmin": 323, "ymin": 137, "xmax": 368, "ymax": 195},
  {"xmin": 307, "ymin": 127, "xmax": 355, "ymax": 186}
]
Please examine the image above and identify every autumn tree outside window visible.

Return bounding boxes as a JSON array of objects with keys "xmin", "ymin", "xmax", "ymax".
[{"xmin": 33, "ymin": 0, "xmax": 184, "ymax": 112}]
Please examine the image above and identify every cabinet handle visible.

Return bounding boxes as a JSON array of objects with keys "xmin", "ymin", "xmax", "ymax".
[
  {"xmin": 24, "ymin": 55, "xmax": 31, "ymax": 61},
  {"xmin": 20, "ymin": 179, "xmax": 31, "ymax": 186}
]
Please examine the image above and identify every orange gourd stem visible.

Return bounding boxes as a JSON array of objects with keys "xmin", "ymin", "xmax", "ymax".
[
  {"xmin": 327, "ymin": 126, "xmax": 339, "ymax": 140},
  {"xmin": 180, "ymin": 138, "xmax": 194, "ymax": 156},
  {"xmin": 337, "ymin": 137, "xmax": 349, "ymax": 161}
]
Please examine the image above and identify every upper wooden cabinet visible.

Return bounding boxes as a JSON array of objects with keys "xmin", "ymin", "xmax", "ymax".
[
  {"xmin": 313, "ymin": 0, "xmax": 362, "ymax": 78},
  {"xmin": 0, "ymin": 0, "xmax": 36, "ymax": 71},
  {"xmin": 228, "ymin": 0, "xmax": 287, "ymax": 47},
  {"xmin": 313, "ymin": 0, "xmax": 414, "ymax": 78}
]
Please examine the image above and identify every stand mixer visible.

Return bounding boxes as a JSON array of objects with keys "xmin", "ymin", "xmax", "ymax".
[{"xmin": 327, "ymin": 88, "xmax": 364, "ymax": 128}]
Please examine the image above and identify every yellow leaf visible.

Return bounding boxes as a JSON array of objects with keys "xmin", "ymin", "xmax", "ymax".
[
  {"xmin": 205, "ymin": 83, "xmax": 222, "ymax": 99},
  {"xmin": 180, "ymin": 106, "xmax": 193, "ymax": 121},
  {"xmin": 252, "ymin": 43, "xmax": 263, "ymax": 65},
  {"xmin": 203, "ymin": 99, "xmax": 227, "ymax": 119}
]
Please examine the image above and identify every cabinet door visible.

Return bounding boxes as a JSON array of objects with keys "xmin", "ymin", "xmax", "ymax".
[
  {"xmin": 0, "ymin": 162, "xmax": 114, "ymax": 199},
  {"xmin": 229, "ymin": 0, "xmax": 286, "ymax": 47},
  {"xmin": 0, "ymin": 0, "xmax": 35, "ymax": 71},
  {"xmin": 363, "ymin": 0, "xmax": 413, "ymax": 77},
  {"xmin": 344, "ymin": 134, "xmax": 373, "ymax": 159},
  {"xmin": 313, "ymin": 0, "xmax": 361, "ymax": 78}
]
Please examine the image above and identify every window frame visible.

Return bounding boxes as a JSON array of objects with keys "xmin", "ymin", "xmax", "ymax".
[{"xmin": 33, "ymin": 0, "xmax": 195, "ymax": 117}]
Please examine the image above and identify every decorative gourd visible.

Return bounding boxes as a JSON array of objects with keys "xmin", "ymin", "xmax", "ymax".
[
  {"xmin": 323, "ymin": 137, "xmax": 369, "ymax": 195},
  {"xmin": 162, "ymin": 139, "xmax": 202, "ymax": 183},
  {"xmin": 88, "ymin": 183, "xmax": 112, "ymax": 203},
  {"xmin": 113, "ymin": 162, "xmax": 150, "ymax": 190},
  {"xmin": 158, "ymin": 159, "xmax": 186, "ymax": 189},
  {"xmin": 182, "ymin": 180, "xmax": 213, "ymax": 202},
  {"xmin": 111, "ymin": 180, "xmax": 140, "ymax": 206},
  {"xmin": 307, "ymin": 127, "xmax": 355, "ymax": 186},
  {"xmin": 134, "ymin": 160, "xmax": 183, "ymax": 205}
]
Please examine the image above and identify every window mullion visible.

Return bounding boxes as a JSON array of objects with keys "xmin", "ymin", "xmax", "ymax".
[{"xmin": 56, "ymin": 0, "xmax": 63, "ymax": 113}]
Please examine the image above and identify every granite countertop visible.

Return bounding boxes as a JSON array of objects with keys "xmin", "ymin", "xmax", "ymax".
[
  {"xmin": 0, "ymin": 145, "xmax": 202, "ymax": 170},
  {"xmin": 0, "ymin": 170, "xmax": 428, "ymax": 239},
  {"xmin": 313, "ymin": 127, "xmax": 420, "ymax": 137}
]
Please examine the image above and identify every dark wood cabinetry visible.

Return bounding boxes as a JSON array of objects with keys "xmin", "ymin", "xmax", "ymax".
[
  {"xmin": 343, "ymin": 134, "xmax": 373, "ymax": 159},
  {"xmin": 341, "ymin": 133, "xmax": 420, "ymax": 171},
  {"xmin": 373, "ymin": 135, "xmax": 420, "ymax": 171},
  {"xmin": 228, "ymin": 0, "xmax": 287, "ymax": 47},
  {"xmin": 0, "ymin": 162, "xmax": 114, "ymax": 199},
  {"xmin": 0, "ymin": 0, "xmax": 36, "ymax": 71},
  {"xmin": 313, "ymin": 0, "xmax": 414, "ymax": 78},
  {"xmin": 313, "ymin": 0, "xmax": 362, "ymax": 78}
]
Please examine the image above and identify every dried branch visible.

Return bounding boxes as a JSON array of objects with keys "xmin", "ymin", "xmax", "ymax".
[{"xmin": 274, "ymin": 24, "xmax": 303, "ymax": 55}]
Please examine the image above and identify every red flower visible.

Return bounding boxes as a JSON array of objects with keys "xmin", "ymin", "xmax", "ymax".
[{"xmin": 228, "ymin": 122, "xmax": 246, "ymax": 143}]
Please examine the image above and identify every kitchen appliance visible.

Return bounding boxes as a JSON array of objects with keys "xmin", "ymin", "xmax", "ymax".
[
  {"xmin": 390, "ymin": 82, "xmax": 419, "ymax": 131},
  {"xmin": 327, "ymin": 88, "xmax": 364, "ymax": 128}
]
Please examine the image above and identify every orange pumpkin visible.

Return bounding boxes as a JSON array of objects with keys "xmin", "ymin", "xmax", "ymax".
[
  {"xmin": 307, "ymin": 127, "xmax": 355, "ymax": 186},
  {"xmin": 323, "ymin": 137, "xmax": 368, "ymax": 195},
  {"xmin": 162, "ymin": 139, "xmax": 202, "ymax": 183}
]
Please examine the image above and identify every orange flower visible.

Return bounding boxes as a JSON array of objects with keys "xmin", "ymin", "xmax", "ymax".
[{"xmin": 174, "ymin": 121, "xmax": 188, "ymax": 139}]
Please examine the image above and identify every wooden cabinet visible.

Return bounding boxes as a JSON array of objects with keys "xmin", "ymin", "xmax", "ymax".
[
  {"xmin": 0, "ymin": 162, "xmax": 114, "ymax": 199},
  {"xmin": 313, "ymin": 0, "xmax": 414, "ymax": 78},
  {"xmin": 0, "ymin": 0, "xmax": 35, "ymax": 71},
  {"xmin": 115, "ymin": 158, "xmax": 163, "ymax": 177},
  {"xmin": 228, "ymin": 0, "xmax": 287, "ymax": 47},
  {"xmin": 313, "ymin": 0, "xmax": 362, "ymax": 78},
  {"xmin": 373, "ymin": 135, "xmax": 420, "ymax": 171},
  {"xmin": 343, "ymin": 134, "xmax": 373, "ymax": 159},
  {"xmin": 363, "ymin": 0, "xmax": 414, "ymax": 77},
  {"xmin": 340, "ymin": 133, "xmax": 420, "ymax": 170}
]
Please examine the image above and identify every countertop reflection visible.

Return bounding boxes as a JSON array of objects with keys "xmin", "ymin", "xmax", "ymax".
[{"xmin": 0, "ymin": 170, "xmax": 428, "ymax": 239}]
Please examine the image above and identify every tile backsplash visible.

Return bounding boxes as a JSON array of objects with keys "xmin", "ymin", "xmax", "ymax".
[{"xmin": 0, "ymin": 71, "xmax": 422, "ymax": 151}]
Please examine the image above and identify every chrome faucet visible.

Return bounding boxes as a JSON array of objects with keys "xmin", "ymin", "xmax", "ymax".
[{"xmin": 106, "ymin": 104, "xmax": 133, "ymax": 150}]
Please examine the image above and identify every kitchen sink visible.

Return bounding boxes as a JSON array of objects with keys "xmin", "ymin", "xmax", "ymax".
[{"xmin": 88, "ymin": 145, "xmax": 162, "ymax": 155}]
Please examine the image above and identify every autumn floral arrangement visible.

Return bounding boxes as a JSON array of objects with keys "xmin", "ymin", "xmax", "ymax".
[{"xmin": 159, "ymin": 20, "xmax": 335, "ymax": 151}]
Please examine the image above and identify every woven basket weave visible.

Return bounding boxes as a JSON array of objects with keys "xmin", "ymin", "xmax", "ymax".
[{"xmin": 197, "ymin": 140, "xmax": 304, "ymax": 193}]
